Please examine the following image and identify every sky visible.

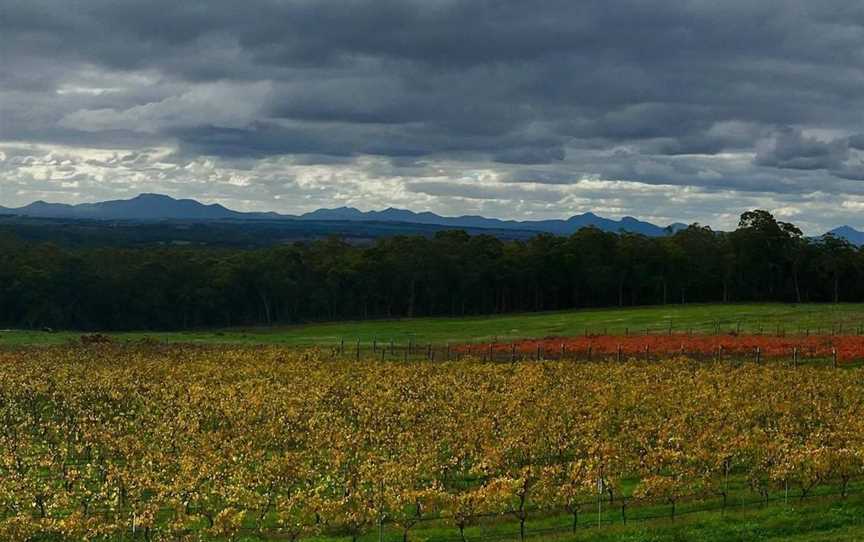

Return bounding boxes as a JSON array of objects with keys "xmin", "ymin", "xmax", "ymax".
[{"xmin": 2, "ymin": 1, "xmax": 864, "ymax": 233}]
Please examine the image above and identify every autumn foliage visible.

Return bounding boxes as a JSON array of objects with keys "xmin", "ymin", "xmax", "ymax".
[
  {"xmin": 461, "ymin": 333, "xmax": 864, "ymax": 362},
  {"xmin": 1, "ymin": 345, "xmax": 864, "ymax": 541}
]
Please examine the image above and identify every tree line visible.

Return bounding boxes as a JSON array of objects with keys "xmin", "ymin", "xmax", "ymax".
[{"xmin": 0, "ymin": 209, "xmax": 861, "ymax": 331}]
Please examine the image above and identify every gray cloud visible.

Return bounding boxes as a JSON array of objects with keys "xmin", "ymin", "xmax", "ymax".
[
  {"xmin": 3, "ymin": 0, "xmax": 864, "ymax": 232},
  {"xmin": 755, "ymin": 128, "xmax": 849, "ymax": 170}
]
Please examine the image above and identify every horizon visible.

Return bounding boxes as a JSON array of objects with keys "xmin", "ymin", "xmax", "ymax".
[
  {"xmin": 4, "ymin": 2, "xmax": 864, "ymax": 234},
  {"xmin": 2, "ymin": 191, "xmax": 862, "ymax": 236}
]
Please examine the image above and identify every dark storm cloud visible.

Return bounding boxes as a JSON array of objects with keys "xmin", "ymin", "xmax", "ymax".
[
  {"xmin": 4, "ymin": 0, "xmax": 864, "ymax": 230},
  {"xmin": 755, "ymin": 128, "xmax": 849, "ymax": 171},
  {"xmin": 5, "ymin": 0, "xmax": 864, "ymax": 158}
]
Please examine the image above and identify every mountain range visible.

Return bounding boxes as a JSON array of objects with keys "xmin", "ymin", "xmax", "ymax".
[
  {"xmin": 0, "ymin": 193, "xmax": 687, "ymax": 237},
  {"xmin": 1, "ymin": 193, "xmax": 862, "ymax": 242}
]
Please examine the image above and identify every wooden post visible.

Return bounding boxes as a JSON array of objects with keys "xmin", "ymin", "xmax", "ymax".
[
  {"xmin": 832, "ymin": 347, "xmax": 838, "ymax": 368},
  {"xmin": 792, "ymin": 347, "xmax": 798, "ymax": 367},
  {"xmin": 561, "ymin": 343, "xmax": 566, "ymax": 359},
  {"xmin": 755, "ymin": 347, "xmax": 761, "ymax": 364},
  {"xmin": 587, "ymin": 345, "xmax": 592, "ymax": 361},
  {"xmin": 644, "ymin": 345, "xmax": 650, "ymax": 362},
  {"xmin": 536, "ymin": 344, "xmax": 541, "ymax": 360},
  {"xmin": 511, "ymin": 343, "xmax": 516, "ymax": 362},
  {"xmin": 340, "ymin": 337, "xmax": 345, "ymax": 354},
  {"xmin": 617, "ymin": 345, "xmax": 622, "ymax": 363},
  {"xmin": 356, "ymin": 339, "xmax": 360, "ymax": 362}
]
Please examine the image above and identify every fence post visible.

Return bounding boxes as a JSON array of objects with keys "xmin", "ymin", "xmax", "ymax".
[
  {"xmin": 597, "ymin": 478, "xmax": 603, "ymax": 528},
  {"xmin": 379, "ymin": 481, "xmax": 385, "ymax": 542},
  {"xmin": 617, "ymin": 345, "xmax": 622, "ymax": 363},
  {"xmin": 793, "ymin": 347, "xmax": 797, "ymax": 367},
  {"xmin": 356, "ymin": 339, "xmax": 360, "ymax": 362},
  {"xmin": 587, "ymin": 345, "xmax": 592, "ymax": 361},
  {"xmin": 833, "ymin": 347, "xmax": 838, "ymax": 368},
  {"xmin": 756, "ymin": 347, "xmax": 761, "ymax": 364},
  {"xmin": 561, "ymin": 343, "xmax": 566, "ymax": 359},
  {"xmin": 511, "ymin": 343, "xmax": 516, "ymax": 362}
]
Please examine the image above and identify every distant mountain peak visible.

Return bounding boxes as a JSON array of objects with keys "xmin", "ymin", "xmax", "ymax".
[
  {"xmin": 828, "ymin": 225, "xmax": 864, "ymax": 245},
  {"xmin": 135, "ymin": 193, "xmax": 172, "ymax": 199}
]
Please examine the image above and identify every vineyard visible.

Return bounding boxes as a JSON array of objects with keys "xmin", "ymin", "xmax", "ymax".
[{"xmin": 2, "ymin": 345, "xmax": 864, "ymax": 541}]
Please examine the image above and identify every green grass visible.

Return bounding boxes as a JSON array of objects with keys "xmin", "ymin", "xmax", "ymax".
[
  {"xmin": 552, "ymin": 496, "xmax": 864, "ymax": 542},
  {"xmin": 227, "ymin": 488, "xmax": 864, "ymax": 542},
  {"xmin": 4, "ymin": 303, "xmax": 864, "ymax": 347}
]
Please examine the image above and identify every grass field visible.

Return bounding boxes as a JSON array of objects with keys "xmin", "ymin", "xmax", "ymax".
[
  {"xmin": 4, "ymin": 302, "xmax": 864, "ymax": 346},
  {"xmin": 555, "ymin": 496, "xmax": 864, "ymax": 542},
  {"xmin": 372, "ymin": 493, "xmax": 864, "ymax": 542}
]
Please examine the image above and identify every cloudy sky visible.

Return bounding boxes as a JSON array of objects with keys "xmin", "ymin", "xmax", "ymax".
[{"xmin": 3, "ymin": 1, "xmax": 864, "ymax": 233}]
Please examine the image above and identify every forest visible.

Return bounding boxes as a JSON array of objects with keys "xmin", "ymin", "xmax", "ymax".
[{"xmin": 0, "ymin": 210, "xmax": 861, "ymax": 331}]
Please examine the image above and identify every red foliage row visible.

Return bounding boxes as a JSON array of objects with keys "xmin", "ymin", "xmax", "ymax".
[{"xmin": 456, "ymin": 333, "xmax": 864, "ymax": 362}]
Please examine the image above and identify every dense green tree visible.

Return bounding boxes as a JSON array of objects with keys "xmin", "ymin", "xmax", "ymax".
[{"xmin": 0, "ymin": 210, "xmax": 861, "ymax": 330}]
